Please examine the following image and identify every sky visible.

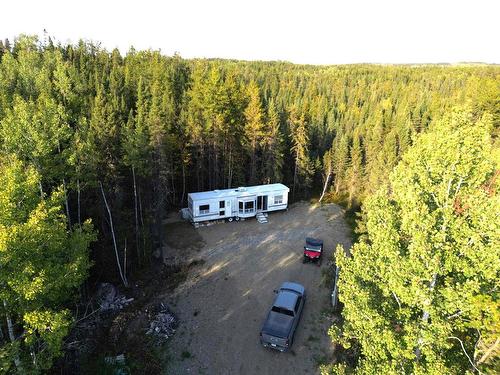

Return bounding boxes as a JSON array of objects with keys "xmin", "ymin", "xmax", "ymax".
[{"xmin": 2, "ymin": 0, "xmax": 499, "ymax": 65}]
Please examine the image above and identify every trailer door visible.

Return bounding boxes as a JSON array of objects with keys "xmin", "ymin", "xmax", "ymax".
[{"xmin": 257, "ymin": 195, "xmax": 269, "ymax": 211}]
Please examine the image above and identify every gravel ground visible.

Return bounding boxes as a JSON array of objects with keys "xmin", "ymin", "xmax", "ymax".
[{"xmin": 165, "ymin": 202, "xmax": 352, "ymax": 375}]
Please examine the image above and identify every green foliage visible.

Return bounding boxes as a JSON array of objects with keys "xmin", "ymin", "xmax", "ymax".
[
  {"xmin": 0, "ymin": 157, "xmax": 95, "ymax": 373},
  {"xmin": 243, "ymin": 80, "xmax": 265, "ymax": 184},
  {"xmin": 290, "ymin": 106, "xmax": 314, "ymax": 196},
  {"xmin": 261, "ymin": 98, "xmax": 284, "ymax": 183},
  {"xmin": 0, "ymin": 35, "xmax": 499, "ymax": 372},
  {"xmin": 331, "ymin": 108, "xmax": 499, "ymax": 374},
  {"xmin": 0, "ymin": 94, "xmax": 71, "ymax": 186}
]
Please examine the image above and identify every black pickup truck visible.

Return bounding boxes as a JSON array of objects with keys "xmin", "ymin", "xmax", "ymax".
[{"xmin": 260, "ymin": 282, "xmax": 305, "ymax": 352}]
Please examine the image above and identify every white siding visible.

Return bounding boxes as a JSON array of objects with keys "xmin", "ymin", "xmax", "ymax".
[{"xmin": 188, "ymin": 183, "xmax": 289, "ymax": 222}]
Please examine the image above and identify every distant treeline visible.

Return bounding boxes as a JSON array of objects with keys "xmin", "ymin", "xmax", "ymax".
[{"xmin": 0, "ymin": 34, "xmax": 498, "ymax": 274}]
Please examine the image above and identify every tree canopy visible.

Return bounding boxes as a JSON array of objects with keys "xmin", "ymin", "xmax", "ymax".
[
  {"xmin": 327, "ymin": 108, "xmax": 499, "ymax": 374},
  {"xmin": 0, "ymin": 34, "xmax": 498, "ymax": 373},
  {"xmin": 0, "ymin": 157, "xmax": 95, "ymax": 373}
]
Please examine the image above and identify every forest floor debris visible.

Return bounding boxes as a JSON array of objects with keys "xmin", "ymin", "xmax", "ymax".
[
  {"xmin": 146, "ymin": 302, "xmax": 179, "ymax": 345},
  {"xmin": 96, "ymin": 282, "xmax": 134, "ymax": 311},
  {"xmin": 57, "ymin": 255, "xmax": 203, "ymax": 374}
]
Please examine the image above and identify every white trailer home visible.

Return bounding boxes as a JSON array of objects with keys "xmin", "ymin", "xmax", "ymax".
[{"xmin": 186, "ymin": 183, "xmax": 289, "ymax": 224}]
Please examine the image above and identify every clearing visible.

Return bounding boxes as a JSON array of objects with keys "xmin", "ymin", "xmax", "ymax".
[{"xmin": 164, "ymin": 201, "xmax": 352, "ymax": 375}]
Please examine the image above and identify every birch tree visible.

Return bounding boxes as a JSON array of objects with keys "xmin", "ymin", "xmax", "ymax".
[
  {"xmin": 0, "ymin": 156, "xmax": 95, "ymax": 373},
  {"xmin": 326, "ymin": 108, "xmax": 499, "ymax": 374}
]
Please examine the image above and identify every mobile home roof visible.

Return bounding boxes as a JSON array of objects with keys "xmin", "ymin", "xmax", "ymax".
[{"xmin": 188, "ymin": 183, "xmax": 289, "ymax": 201}]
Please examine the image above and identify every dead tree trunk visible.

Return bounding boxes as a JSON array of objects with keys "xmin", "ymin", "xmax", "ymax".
[
  {"xmin": 292, "ymin": 159, "xmax": 298, "ymax": 201},
  {"xmin": 228, "ymin": 146, "xmax": 233, "ymax": 188},
  {"xmin": 181, "ymin": 159, "xmax": 186, "ymax": 205},
  {"xmin": 132, "ymin": 166, "xmax": 140, "ymax": 264},
  {"xmin": 63, "ymin": 178, "xmax": 71, "ymax": 228},
  {"xmin": 123, "ymin": 238, "xmax": 127, "ymax": 279},
  {"xmin": 319, "ymin": 166, "xmax": 332, "ymax": 203},
  {"xmin": 77, "ymin": 179, "xmax": 81, "ymax": 226},
  {"xmin": 138, "ymin": 187, "xmax": 146, "ymax": 259},
  {"xmin": 197, "ymin": 145, "xmax": 202, "ymax": 191},
  {"xmin": 99, "ymin": 181, "xmax": 128, "ymax": 288},
  {"xmin": 170, "ymin": 157, "xmax": 176, "ymax": 204}
]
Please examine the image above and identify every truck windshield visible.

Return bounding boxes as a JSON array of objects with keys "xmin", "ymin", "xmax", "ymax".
[{"xmin": 271, "ymin": 306, "xmax": 294, "ymax": 317}]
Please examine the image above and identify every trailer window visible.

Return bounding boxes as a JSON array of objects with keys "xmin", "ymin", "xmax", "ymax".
[
  {"xmin": 219, "ymin": 201, "xmax": 225, "ymax": 208},
  {"xmin": 244, "ymin": 201, "xmax": 254, "ymax": 213},
  {"xmin": 274, "ymin": 195, "xmax": 283, "ymax": 204},
  {"xmin": 199, "ymin": 204, "xmax": 209, "ymax": 214}
]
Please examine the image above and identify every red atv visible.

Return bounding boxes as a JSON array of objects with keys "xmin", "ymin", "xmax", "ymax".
[{"xmin": 303, "ymin": 237, "xmax": 323, "ymax": 266}]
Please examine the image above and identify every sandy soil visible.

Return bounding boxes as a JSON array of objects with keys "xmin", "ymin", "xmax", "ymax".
[{"xmin": 164, "ymin": 202, "xmax": 352, "ymax": 375}]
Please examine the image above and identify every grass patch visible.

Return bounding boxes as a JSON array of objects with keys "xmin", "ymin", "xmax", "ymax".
[
  {"xmin": 313, "ymin": 353, "xmax": 329, "ymax": 367},
  {"xmin": 181, "ymin": 350, "xmax": 192, "ymax": 360}
]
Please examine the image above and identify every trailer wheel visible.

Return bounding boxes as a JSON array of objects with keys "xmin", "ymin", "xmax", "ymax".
[
  {"xmin": 228, "ymin": 217, "xmax": 234, "ymax": 222},
  {"xmin": 235, "ymin": 217, "xmax": 240, "ymax": 222}
]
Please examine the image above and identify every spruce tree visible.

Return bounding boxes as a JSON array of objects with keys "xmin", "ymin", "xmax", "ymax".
[
  {"xmin": 332, "ymin": 135, "xmax": 349, "ymax": 194},
  {"xmin": 289, "ymin": 106, "xmax": 313, "ymax": 198},
  {"xmin": 262, "ymin": 99, "xmax": 284, "ymax": 183},
  {"xmin": 243, "ymin": 80, "xmax": 265, "ymax": 184},
  {"xmin": 347, "ymin": 133, "xmax": 364, "ymax": 207}
]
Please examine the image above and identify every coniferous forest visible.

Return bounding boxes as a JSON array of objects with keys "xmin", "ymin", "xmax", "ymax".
[{"xmin": 0, "ymin": 35, "xmax": 498, "ymax": 373}]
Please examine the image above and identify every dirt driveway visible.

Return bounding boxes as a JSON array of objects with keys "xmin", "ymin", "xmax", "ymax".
[{"xmin": 164, "ymin": 202, "xmax": 352, "ymax": 375}]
